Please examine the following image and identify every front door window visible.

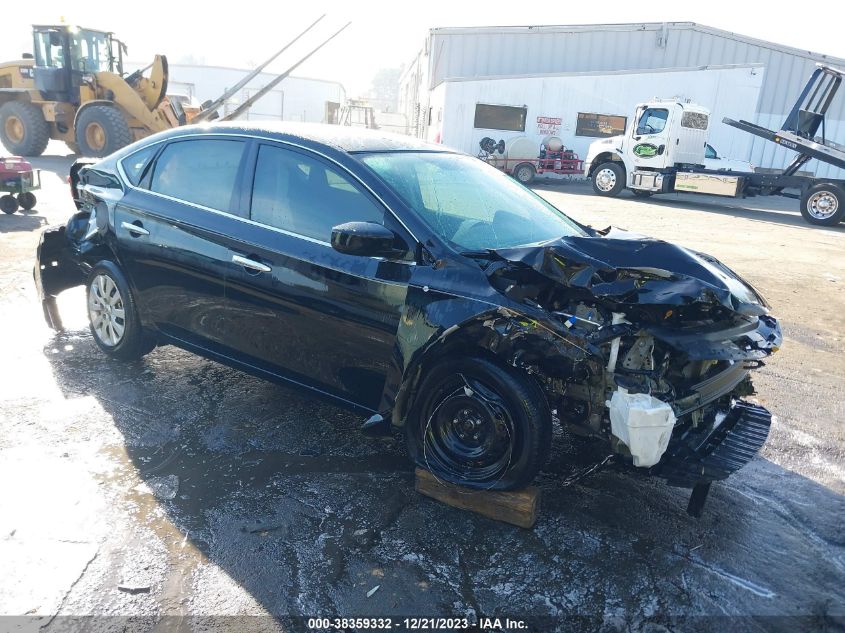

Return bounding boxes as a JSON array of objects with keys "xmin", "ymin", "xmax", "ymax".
[{"xmin": 636, "ymin": 108, "xmax": 669, "ymax": 135}]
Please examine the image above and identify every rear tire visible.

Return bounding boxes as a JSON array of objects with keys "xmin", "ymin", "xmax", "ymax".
[
  {"xmin": 75, "ymin": 105, "xmax": 132, "ymax": 157},
  {"xmin": 86, "ymin": 261, "xmax": 155, "ymax": 360},
  {"xmin": 1, "ymin": 194, "xmax": 19, "ymax": 214},
  {"xmin": 513, "ymin": 162, "xmax": 536, "ymax": 185},
  {"xmin": 800, "ymin": 183, "xmax": 845, "ymax": 226},
  {"xmin": 0, "ymin": 101, "xmax": 50, "ymax": 157},
  {"xmin": 591, "ymin": 161, "xmax": 626, "ymax": 197},
  {"xmin": 405, "ymin": 356, "xmax": 552, "ymax": 491},
  {"xmin": 18, "ymin": 192, "xmax": 36, "ymax": 210}
]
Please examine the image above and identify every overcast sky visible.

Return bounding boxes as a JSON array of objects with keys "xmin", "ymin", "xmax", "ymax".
[{"xmin": 4, "ymin": 0, "xmax": 844, "ymax": 96}]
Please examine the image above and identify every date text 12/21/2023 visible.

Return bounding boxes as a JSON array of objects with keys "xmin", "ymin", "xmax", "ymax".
[{"xmin": 306, "ymin": 617, "xmax": 528, "ymax": 630}]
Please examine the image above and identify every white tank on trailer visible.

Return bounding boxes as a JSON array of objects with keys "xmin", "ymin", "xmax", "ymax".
[
  {"xmin": 541, "ymin": 135, "xmax": 563, "ymax": 152},
  {"xmin": 504, "ymin": 136, "xmax": 538, "ymax": 161}
]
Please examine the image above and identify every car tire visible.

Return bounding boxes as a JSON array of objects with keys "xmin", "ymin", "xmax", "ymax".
[
  {"xmin": 800, "ymin": 183, "xmax": 845, "ymax": 226},
  {"xmin": 592, "ymin": 161, "xmax": 626, "ymax": 197},
  {"xmin": 86, "ymin": 262, "xmax": 155, "ymax": 360},
  {"xmin": 0, "ymin": 101, "xmax": 50, "ymax": 157},
  {"xmin": 513, "ymin": 162, "xmax": 536, "ymax": 185},
  {"xmin": 405, "ymin": 356, "xmax": 552, "ymax": 491},
  {"xmin": 75, "ymin": 105, "xmax": 132, "ymax": 157},
  {"xmin": 17, "ymin": 192, "xmax": 36, "ymax": 210},
  {"xmin": 1, "ymin": 194, "xmax": 19, "ymax": 214}
]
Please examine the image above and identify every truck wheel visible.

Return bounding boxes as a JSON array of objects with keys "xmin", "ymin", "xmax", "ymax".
[
  {"xmin": 592, "ymin": 162, "xmax": 625, "ymax": 197},
  {"xmin": 17, "ymin": 192, "xmax": 37, "ymax": 210},
  {"xmin": 75, "ymin": 105, "xmax": 132, "ymax": 157},
  {"xmin": 1, "ymin": 194, "xmax": 19, "ymax": 214},
  {"xmin": 86, "ymin": 261, "xmax": 155, "ymax": 360},
  {"xmin": 405, "ymin": 356, "xmax": 552, "ymax": 491},
  {"xmin": 800, "ymin": 184, "xmax": 845, "ymax": 226},
  {"xmin": 0, "ymin": 101, "xmax": 50, "ymax": 157},
  {"xmin": 513, "ymin": 162, "xmax": 536, "ymax": 185}
]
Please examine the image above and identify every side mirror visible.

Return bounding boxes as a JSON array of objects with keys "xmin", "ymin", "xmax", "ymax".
[{"xmin": 331, "ymin": 222, "xmax": 407, "ymax": 259}]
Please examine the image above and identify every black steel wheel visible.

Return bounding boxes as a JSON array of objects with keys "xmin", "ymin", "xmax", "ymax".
[
  {"xmin": 0, "ymin": 194, "xmax": 19, "ymax": 214},
  {"xmin": 406, "ymin": 357, "xmax": 551, "ymax": 490},
  {"xmin": 17, "ymin": 192, "xmax": 36, "ymax": 210}
]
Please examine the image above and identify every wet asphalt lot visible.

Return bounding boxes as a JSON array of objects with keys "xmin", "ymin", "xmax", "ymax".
[{"xmin": 1, "ymin": 146, "xmax": 844, "ymax": 632}]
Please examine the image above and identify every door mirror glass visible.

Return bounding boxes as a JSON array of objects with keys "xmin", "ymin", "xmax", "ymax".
[{"xmin": 331, "ymin": 222, "xmax": 407, "ymax": 258}]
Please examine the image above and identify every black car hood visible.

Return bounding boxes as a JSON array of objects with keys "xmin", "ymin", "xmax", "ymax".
[{"xmin": 489, "ymin": 228, "xmax": 767, "ymax": 315}]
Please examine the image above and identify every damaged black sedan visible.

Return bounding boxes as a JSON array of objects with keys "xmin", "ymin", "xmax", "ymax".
[{"xmin": 35, "ymin": 123, "xmax": 781, "ymax": 515}]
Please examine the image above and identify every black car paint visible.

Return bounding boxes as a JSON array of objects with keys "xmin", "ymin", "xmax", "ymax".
[{"xmin": 35, "ymin": 122, "xmax": 782, "ymax": 509}]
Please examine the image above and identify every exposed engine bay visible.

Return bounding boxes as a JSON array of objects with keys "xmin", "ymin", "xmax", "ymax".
[{"xmin": 453, "ymin": 228, "xmax": 782, "ymax": 514}]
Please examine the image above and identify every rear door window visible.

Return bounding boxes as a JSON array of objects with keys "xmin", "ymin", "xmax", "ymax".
[
  {"xmin": 122, "ymin": 145, "xmax": 158, "ymax": 186},
  {"xmin": 149, "ymin": 139, "xmax": 246, "ymax": 211},
  {"xmin": 249, "ymin": 144, "xmax": 384, "ymax": 242}
]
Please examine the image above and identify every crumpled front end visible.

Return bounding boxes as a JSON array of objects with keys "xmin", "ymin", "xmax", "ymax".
[{"xmin": 477, "ymin": 228, "xmax": 782, "ymax": 513}]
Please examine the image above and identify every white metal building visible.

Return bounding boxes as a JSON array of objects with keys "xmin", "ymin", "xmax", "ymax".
[
  {"xmin": 399, "ymin": 22, "xmax": 845, "ymax": 178},
  {"xmin": 126, "ymin": 62, "xmax": 347, "ymax": 123}
]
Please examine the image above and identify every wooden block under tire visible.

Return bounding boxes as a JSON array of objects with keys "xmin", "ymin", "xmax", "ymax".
[{"xmin": 414, "ymin": 467, "xmax": 541, "ymax": 529}]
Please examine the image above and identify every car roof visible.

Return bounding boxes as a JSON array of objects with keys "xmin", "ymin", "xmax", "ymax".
[{"xmin": 147, "ymin": 121, "xmax": 451, "ymax": 154}]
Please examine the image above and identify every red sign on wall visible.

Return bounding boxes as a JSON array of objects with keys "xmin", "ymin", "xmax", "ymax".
[{"xmin": 536, "ymin": 116, "xmax": 562, "ymax": 136}]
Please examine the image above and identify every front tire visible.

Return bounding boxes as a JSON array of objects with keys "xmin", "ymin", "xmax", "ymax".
[
  {"xmin": 405, "ymin": 357, "xmax": 552, "ymax": 491},
  {"xmin": 0, "ymin": 101, "xmax": 50, "ymax": 156},
  {"xmin": 800, "ymin": 183, "xmax": 845, "ymax": 226},
  {"xmin": 86, "ymin": 262, "xmax": 154, "ymax": 360},
  {"xmin": 75, "ymin": 105, "xmax": 132, "ymax": 157},
  {"xmin": 591, "ymin": 161, "xmax": 626, "ymax": 197}
]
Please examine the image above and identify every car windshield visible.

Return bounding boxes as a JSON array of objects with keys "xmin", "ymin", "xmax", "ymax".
[{"xmin": 360, "ymin": 152, "xmax": 586, "ymax": 251}]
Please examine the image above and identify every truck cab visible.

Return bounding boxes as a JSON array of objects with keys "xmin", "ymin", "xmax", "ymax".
[{"xmin": 585, "ymin": 100, "xmax": 715, "ymax": 196}]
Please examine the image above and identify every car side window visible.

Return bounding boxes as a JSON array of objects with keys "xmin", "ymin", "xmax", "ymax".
[
  {"xmin": 250, "ymin": 144, "xmax": 384, "ymax": 242},
  {"xmin": 122, "ymin": 145, "xmax": 158, "ymax": 186},
  {"xmin": 149, "ymin": 139, "xmax": 246, "ymax": 211}
]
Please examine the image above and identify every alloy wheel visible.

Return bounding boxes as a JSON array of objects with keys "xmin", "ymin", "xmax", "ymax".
[{"xmin": 88, "ymin": 273, "xmax": 126, "ymax": 346}]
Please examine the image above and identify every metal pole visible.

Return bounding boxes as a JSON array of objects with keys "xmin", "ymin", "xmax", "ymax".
[
  {"xmin": 222, "ymin": 22, "xmax": 351, "ymax": 121},
  {"xmin": 192, "ymin": 14, "xmax": 327, "ymax": 123}
]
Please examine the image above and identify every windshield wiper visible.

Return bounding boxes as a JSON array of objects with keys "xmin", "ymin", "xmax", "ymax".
[{"xmin": 459, "ymin": 248, "xmax": 497, "ymax": 259}]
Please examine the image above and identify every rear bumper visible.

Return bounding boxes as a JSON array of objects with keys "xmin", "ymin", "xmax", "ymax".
[
  {"xmin": 653, "ymin": 399, "xmax": 771, "ymax": 487},
  {"xmin": 33, "ymin": 224, "xmax": 85, "ymax": 330}
]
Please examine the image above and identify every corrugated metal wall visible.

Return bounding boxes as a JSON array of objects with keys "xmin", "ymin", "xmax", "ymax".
[{"xmin": 418, "ymin": 23, "xmax": 845, "ymax": 177}]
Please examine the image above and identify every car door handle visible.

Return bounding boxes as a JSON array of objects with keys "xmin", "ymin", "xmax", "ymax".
[
  {"xmin": 232, "ymin": 254, "xmax": 271, "ymax": 273},
  {"xmin": 120, "ymin": 221, "xmax": 149, "ymax": 236}
]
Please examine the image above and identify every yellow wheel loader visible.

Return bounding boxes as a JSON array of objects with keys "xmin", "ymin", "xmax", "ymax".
[
  {"xmin": 0, "ymin": 25, "xmax": 193, "ymax": 157},
  {"xmin": 0, "ymin": 19, "xmax": 348, "ymax": 158}
]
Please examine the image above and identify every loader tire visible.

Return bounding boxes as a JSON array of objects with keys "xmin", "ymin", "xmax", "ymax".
[
  {"xmin": 0, "ymin": 101, "xmax": 50, "ymax": 157},
  {"xmin": 75, "ymin": 105, "xmax": 132, "ymax": 158}
]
